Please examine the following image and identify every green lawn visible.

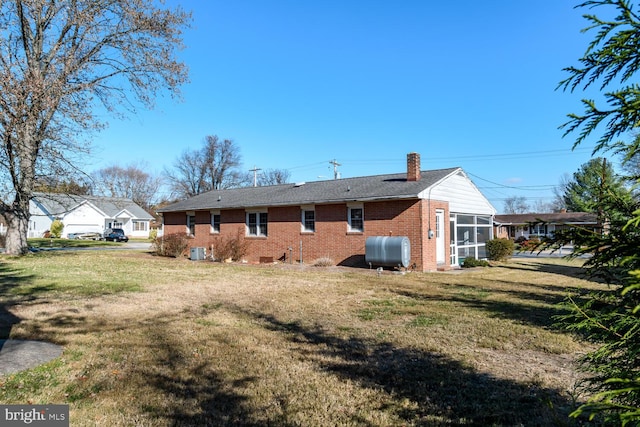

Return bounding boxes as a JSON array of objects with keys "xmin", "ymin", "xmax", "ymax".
[{"xmin": 0, "ymin": 250, "xmax": 604, "ymax": 426}]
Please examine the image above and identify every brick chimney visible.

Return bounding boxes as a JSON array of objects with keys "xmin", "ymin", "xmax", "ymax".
[{"xmin": 407, "ymin": 152, "xmax": 420, "ymax": 181}]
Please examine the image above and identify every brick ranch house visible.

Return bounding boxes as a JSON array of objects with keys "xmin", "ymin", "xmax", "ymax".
[
  {"xmin": 157, "ymin": 153, "xmax": 497, "ymax": 271},
  {"xmin": 493, "ymin": 211, "xmax": 601, "ymax": 240}
]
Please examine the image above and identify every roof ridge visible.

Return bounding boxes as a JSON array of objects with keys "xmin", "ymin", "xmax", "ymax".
[{"xmin": 157, "ymin": 166, "xmax": 465, "ymax": 213}]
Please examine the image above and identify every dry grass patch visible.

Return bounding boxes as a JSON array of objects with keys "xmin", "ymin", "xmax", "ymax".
[{"xmin": 0, "ymin": 251, "xmax": 604, "ymax": 426}]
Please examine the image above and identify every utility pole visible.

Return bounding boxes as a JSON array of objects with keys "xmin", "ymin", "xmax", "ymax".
[
  {"xmin": 249, "ymin": 166, "xmax": 262, "ymax": 187},
  {"xmin": 329, "ymin": 159, "xmax": 341, "ymax": 180}
]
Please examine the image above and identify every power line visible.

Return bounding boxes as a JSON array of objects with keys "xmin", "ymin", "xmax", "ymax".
[
  {"xmin": 285, "ymin": 161, "xmax": 328, "ymax": 171},
  {"xmin": 280, "ymin": 146, "xmax": 599, "ymax": 173},
  {"xmin": 467, "ymin": 172, "xmax": 557, "ymax": 191},
  {"xmin": 336, "ymin": 146, "xmax": 597, "ymax": 165},
  {"xmin": 479, "ymin": 184, "xmax": 558, "ymax": 191}
]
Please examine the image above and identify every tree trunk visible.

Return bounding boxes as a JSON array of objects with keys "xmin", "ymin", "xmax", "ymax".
[
  {"xmin": 3, "ymin": 124, "xmax": 38, "ymax": 255},
  {"xmin": 4, "ymin": 204, "xmax": 31, "ymax": 255}
]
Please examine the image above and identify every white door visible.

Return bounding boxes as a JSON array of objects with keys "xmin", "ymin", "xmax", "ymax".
[{"xmin": 436, "ymin": 210, "xmax": 445, "ymax": 264}]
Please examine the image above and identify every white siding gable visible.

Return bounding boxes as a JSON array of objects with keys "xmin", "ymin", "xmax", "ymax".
[
  {"xmin": 115, "ymin": 210, "xmax": 133, "ymax": 220},
  {"xmin": 420, "ymin": 170, "xmax": 496, "ymax": 215},
  {"xmin": 62, "ymin": 203, "xmax": 105, "ymax": 237},
  {"xmin": 28, "ymin": 200, "xmax": 54, "ymax": 237}
]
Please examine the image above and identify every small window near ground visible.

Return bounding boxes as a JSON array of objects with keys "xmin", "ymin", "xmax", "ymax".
[
  {"xmin": 302, "ymin": 209, "xmax": 315, "ymax": 232},
  {"xmin": 187, "ymin": 214, "xmax": 196, "ymax": 236},
  {"xmin": 348, "ymin": 207, "xmax": 363, "ymax": 232},
  {"xmin": 211, "ymin": 213, "xmax": 220, "ymax": 233}
]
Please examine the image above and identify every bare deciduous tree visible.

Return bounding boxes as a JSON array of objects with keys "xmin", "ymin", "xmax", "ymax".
[
  {"xmin": 165, "ymin": 135, "xmax": 249, "ymax": 199},
  {"xmin": 92, "ymin": 163, "xmax": 162, "ymax": 210},
  {"xmin": 530, "ymin": 199, "xmax": 554, "ymax": 214},
  {"xmin": 552, "ymin": 173, "xmax": 571, "ymax": 212},
  {"xmin": 502, "ymin": 196, "xmax": 529, "ymax": 214},
  {"xmin": 166, "ymin": 148, "xmax": 206, "ymax": 198},
  {"xmin": 0, "ymin": 0, "xmax": 190, "ymax": 254},
  {"xmin": 258, "ymin": 168, "xmax": 291, "ymax": 186},
  {"xmin": 201, "ymin": 135, "xmax": 245, "ymax": 190},
  {"xmin": 34, "ymin": 176, "xmax": 92, "ymax": 195}
]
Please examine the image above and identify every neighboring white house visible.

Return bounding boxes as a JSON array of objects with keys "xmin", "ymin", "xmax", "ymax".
[{"xmin": 29, "ymin": 192, "xmax": 154, "ymax": 239}]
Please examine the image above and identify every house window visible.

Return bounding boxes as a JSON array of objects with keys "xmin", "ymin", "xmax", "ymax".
[
  {"xmin": 133, "ymin": 221, "xmax": 147, "ymax": 232},
  {"xmin": 112, "ymin": 222, "xmax": 123, "ymax": 229},
  {"xmin": 302, "ymin": 209, "xmax": 315, "ymax": 232},
  {"xmin": 348, "ymin": 206, "xmax": 364, "ymax": 232},
  {"xmin": 247, "ymin": 212, "xmax": 268, "ymax": 236},
  {"xmin": 529, "ymin": 223, "xmax": 548, "ymax": 236},
  {"xmin": 210, "ymin": 213, "xmax": 221, "ymax": 233},
  {"xmin": 187, "ymin": 214, "xmax": 196, "ymax": 236}
]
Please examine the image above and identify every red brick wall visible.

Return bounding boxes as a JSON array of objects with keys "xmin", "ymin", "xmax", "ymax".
[
  {"xmin": 419, "ymin": 200, "xmax": 450, "ymax": 270},
  {"xmin": 161, "ymin": 199, "xmax": 451, "ymax": 271}
]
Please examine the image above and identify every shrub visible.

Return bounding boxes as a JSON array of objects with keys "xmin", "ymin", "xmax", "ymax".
[
  {"xmin": 486, "ymin": 238, "xmax": 514, "ymax": 261},
  {"xmin": 152, "ymin": 233, "xmax": 189, "ymax": 258},
  {"xmin": 514, "ymin": 235, "xmax": 528, "ymax": 244},
  {"xmin": 148, "ymin": 229, "xmax": 158, "ymax": 240},
  {"xmin": 519, "ymin": 237, "xmax": 541, "ymax": 251},
  {"xmin": 462, "ymin": 257, "xmax": 489, "ymax": 268},
  {"xmin": 212, "ymin": 230, "xmax": 250, "ymax": 261},
  {"xmin": 50, "ymin": 220, "xmax": 64, "ymax": 238},
  {"xmin": 313, "ymin": 257, "xmax": 334, "ymax": 267}
]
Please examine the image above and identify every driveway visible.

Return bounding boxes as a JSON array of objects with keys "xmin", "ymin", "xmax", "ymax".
[
  {"xmin": 0, "ymin": 339, "xmax": 63, "ymax": 375},
  {"xmin": 512, "ymin": 245, "xmax": 589, "ymax": 258},
  {"xmin": 121, "ymin": 242, "xmax": 153, "ymax": 250}
]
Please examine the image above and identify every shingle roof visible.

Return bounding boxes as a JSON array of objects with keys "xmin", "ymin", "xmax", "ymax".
[
  {"xmin": 494, "ymin": 212, "xmax": 599, "ymax": 225},
  {"xmin": 157, "ymin": 168, "xmax": 461, "ymax": 212},
  {"xmin": 32, "ymin": 192, "xmax": 153, "ymax": 220}
]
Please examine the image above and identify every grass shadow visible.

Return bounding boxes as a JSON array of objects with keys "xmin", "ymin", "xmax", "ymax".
[
  {"xmin": 234, "ymin": 309, "xmax": 582, "ymax": 426},
  {"xmin": 391, "ymin": 282, "xmax": 588, "ymax": 330},
  {"xmin": 0, "ymin": 261, "xmax": 39, "ymax": 339},
  {"xmin": 502, "ymin": 259, "xmax": 600, "ymax": 283},
  {"xmin": 392, "ymin": 261, "xmax": 609, "ymax": 330},
  {"xmin": 16, "ymin": 306, "xmax": 285, "ymax": 426},
  {"xmin": 136, "ymin": 322, "xmax": 299, "ymax": 426}
]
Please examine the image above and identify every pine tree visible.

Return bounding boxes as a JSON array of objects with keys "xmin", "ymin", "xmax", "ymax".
[{"xmin": 559, "ymin": 1, "xmax": 640, "ymax": 423}]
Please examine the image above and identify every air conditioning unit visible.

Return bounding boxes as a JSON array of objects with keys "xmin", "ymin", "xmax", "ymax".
[{"xmin": 190, "ymin": 247, "xmax": 206, "ymax": 261}]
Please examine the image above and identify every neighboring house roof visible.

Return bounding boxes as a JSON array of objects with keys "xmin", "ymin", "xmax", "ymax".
[
  {"xmin": 32, "ymin": 193, "xmax": 153, "ymax": 220},
  {"xmin": 157, "ymin": 167, "xmax": 467, "ymax": 212},
  {"xmin": 494, "ymin": 212, "xmax": 599, "ymax": 225}
]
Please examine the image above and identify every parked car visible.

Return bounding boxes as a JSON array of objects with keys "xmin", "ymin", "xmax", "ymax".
[{"xmin": 102, "ymin": 228, "xmax": 129, "ymax": 242}]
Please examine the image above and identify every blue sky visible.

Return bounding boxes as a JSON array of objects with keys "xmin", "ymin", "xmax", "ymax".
[{"xmin": 90, "ymin": 1, "xmax": 613, "ymax": 212}]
